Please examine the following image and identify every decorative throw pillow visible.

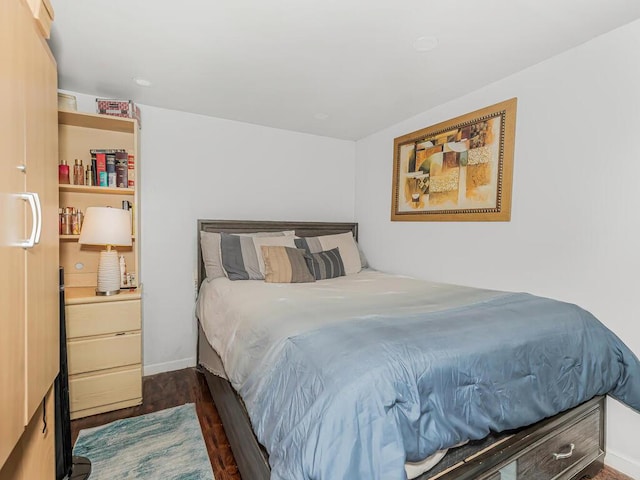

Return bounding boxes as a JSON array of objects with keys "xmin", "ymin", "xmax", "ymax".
[
  {"xmin": 200, "ymin": 230, "xmax": 294, "ymax": 280},
  {"xmin": 261, "ymin": 246, "xmax": 315, "ymax": 283},
  {"xmin": 220, "ymin": 233, "xmax": 296, "ymax": 280},
  {"xmin": 304, "ymin": 247, "xmax": 345, "ymax": 280},
  {"xmin": 252, "ymin": 236, "xmax": 298, "ymax": 276},
  {"xmin": 295, "ymin": 232, "xmax": 361, "ymax": 275}
]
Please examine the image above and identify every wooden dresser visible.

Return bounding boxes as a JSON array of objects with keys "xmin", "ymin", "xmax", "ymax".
[{"xmin": 65, "ymin": 287, "xmax": 143, "ymax": 419}]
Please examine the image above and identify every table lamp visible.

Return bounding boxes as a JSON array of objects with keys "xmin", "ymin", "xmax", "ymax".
[{"xmin": 78, "ymin": 206, "xmax": 132, "ymax": 296}]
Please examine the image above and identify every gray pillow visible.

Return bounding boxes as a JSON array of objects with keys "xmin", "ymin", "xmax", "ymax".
[
  {"xmin": 304, "ymin": 247, "xmax": 346, "ymax": 280},
  {"xmin": 220, "ymin": 233, "xmax": 297, "ymax": 280},
  {"xmin": 220, "ymin": 233, "xmax": 261, "ymax": 280}
]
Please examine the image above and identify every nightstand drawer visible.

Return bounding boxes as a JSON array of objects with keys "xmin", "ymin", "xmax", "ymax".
[
  {"xmin": 67, "ymin": 299, "xmax": 140, "ymax": 338},
  {"xmin": 68, "ymin": 332, "xmax": 141, "ymax": 375},
  {"xmin": 69, "ymin": 367, "xmax": 142, "ymax": 415},
  {"xmin": 517, "ymin": 409, "xmax": 600, "ymax": 479}
]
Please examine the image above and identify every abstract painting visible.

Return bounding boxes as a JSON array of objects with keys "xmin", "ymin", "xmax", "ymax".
[{"xmin": 391, "ymin": 98, "xmax": 516, "ymax": 221}]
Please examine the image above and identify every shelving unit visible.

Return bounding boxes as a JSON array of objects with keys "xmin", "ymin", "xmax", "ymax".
[
  {"xmin": 58, "ymin": 109, "xmax": 140, "ymax": 289},
  {"xmin": 58, "ymin": 109, "xmax": 143, "ymax": 418}
]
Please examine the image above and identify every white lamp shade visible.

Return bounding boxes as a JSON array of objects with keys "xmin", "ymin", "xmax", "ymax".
[{"xmin": 79, "ymin": 207, "xmax": 132, "ymax": 246}]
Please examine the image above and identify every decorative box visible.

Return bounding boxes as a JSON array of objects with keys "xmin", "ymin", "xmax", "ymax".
[
  {"xmin": 58, "ymin": 93, "xmax": 77, "ymax": 111},
  {"xmin": 96, "ymin": 99, "xmax": 141, "ymax": 127}
]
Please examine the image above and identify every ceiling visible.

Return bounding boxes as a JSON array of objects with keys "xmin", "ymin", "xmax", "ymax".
[{"xmin": 50, "ymin": 1, "xmax": 640, "ymax": 140}]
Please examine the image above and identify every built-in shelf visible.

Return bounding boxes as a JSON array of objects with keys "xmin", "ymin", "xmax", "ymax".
[
  {"xmin": 58, "ymin": 108, "xmax": 143, "ymax": 419},
  {"xmin": 60, "ymin": 234, "xmax": 136, "ymax": 241},
  {"xmin": 58, "ymin": 109, "xmax": 136, "ymax": 133},
  {"xmin": 59, "ymin": 184, "xmax": 134, "ymax": 195}
]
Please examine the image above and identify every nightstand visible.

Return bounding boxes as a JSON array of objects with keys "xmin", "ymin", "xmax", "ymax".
[{"xmin": 65, "ymin": 286, "xmax": 143, "ymax": 419}]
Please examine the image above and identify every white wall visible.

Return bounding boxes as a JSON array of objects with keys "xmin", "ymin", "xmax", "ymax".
[
  {"xmin": 64, "ymin": 91, "xmax": 356, "ymax": 374},
  {"xmin": 140, "ymin": 106, "xmax": 355, "ymax": 374},
  {"xmin": 355, "ymin": 19, "xmax": 640, "ymax": 476}
]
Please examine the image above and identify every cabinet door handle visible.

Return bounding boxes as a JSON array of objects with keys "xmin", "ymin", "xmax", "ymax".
[
  {"xmin": 17, "ymin": 192, "xmax": 38, "ymax": 249},
  {"xmin": 552, "ymin": 443, "xmax": 575, "ymax": 460},
  {"xmin": 33, "ymin": 192, "xmax": 42, "ymax": 245}
]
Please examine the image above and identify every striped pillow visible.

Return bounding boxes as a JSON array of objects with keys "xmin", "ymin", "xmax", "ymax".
[
  {"xmin": 294, "ymin": 232, "xmax": 361, "ymax": 275},
  {"xmin": 220, "ymin": 233, "xmax": 296, "ymax": 280},
  {"xmin": 304, "ymin": 248, "xmax": 345, "ymax": 280},
  {"xmin": 261, "ymin": 246, "xmax": 315, "ymax": 283}
]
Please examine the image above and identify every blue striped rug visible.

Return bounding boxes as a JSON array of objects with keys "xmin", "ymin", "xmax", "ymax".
[{"xmin": 73, "ymin": 403, "xmax": 215, "ymax": 480}]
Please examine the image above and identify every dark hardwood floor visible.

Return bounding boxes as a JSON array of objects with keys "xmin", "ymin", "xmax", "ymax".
[{"xmin": 71, "ymin": 368, "xmax": 634, "ymax": 480}]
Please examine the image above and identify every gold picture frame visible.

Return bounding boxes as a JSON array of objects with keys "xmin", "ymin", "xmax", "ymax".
[{"xmin": 391, "ymin": 98, "xmax": 516, "ymax": 222}]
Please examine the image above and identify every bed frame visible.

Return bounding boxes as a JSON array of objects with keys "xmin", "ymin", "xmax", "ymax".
[{"xmin": 196, "ymin": 219, "xmax": 605, "ymax": 480}]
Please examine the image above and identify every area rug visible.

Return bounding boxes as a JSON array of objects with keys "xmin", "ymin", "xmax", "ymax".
[{"xmin": 73, "ymin": 403, "xmax": 214, "ymax": 480}]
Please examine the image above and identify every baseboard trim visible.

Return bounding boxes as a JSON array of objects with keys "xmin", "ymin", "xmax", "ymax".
[
  {"xmin": 143, "ymin": 357, "xmax": 196, "ymax": 376},
  {"xmin": 606, "ymin": 450, "xmax": 640, "ymax": 479}
]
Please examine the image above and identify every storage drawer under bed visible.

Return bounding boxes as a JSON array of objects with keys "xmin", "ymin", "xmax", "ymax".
[
  {"xmin": 434, "ymin": 397, "xmax": 604, "ymax": 480},
  {"xmin": 516, "ymin": 408, "xmax": 601, "ymax": 480}
]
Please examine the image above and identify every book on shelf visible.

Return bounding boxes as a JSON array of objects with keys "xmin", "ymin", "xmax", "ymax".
[
  {"xmin": 95, "ymin": 151, "xmax": 107, "ymax": 186},
  {"xmin": 106, "ymin": 151, "xmax": 116, "ymax": 187},
  {"xmin": 89, "ymin": 149, "xmax": 131, "ymax": 189},
  {"xmin": 127, "ymin": 154, "xmax": 135, "ymax": 188},
  {"xmin": 115, "ymin": 151, "xmax": 128, "ymax": 188}
]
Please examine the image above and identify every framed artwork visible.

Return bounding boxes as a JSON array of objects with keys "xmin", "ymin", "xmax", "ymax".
[{"xmin": 391, "ymin": 98, "xmax": 516, "ymax": 221}]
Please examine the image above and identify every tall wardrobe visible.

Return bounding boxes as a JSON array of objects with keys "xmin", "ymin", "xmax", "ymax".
[{"xmin": 0, "ymin": 0, "xmax": 60, "ymax": 478}]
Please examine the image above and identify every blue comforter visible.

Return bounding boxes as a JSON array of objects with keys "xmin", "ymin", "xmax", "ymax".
[{"xmin": 238, "ymin": 291, "xmax": 640, "ymax": 480}]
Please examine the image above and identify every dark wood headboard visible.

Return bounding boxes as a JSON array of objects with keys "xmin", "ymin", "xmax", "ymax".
[{"xmin": 197, "ymin": 220, "xmax": 358, "ymax": 288}]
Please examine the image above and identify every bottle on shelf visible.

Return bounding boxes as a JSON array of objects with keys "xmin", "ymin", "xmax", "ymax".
[
  {"xmin": 76, "ymin": 209, "xmax": 83, "ymax": 234},
  {"xmin": 62, "ymin": 207, "xmax": 72, "ymax": 235},
  {"xmin": 73, "ymin": 159, "xmax": 85, "ymax": 185},
  {"xmin": 70, "ymin": 207, "xmax": 79, "ymax": 235},
  {"xmin": 85, "ymin": 164, "xmax": 94, "ymax": 186},
  {"xmin": 58, "ymin": 160, "xmax": 70, "ymax": 184}
]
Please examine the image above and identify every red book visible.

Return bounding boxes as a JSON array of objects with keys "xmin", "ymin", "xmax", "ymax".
[
  {"xmin": 127, "ymin": 154, "xmax": 135, "ymax": 188},
  {"xmin": 96, "ymin": 153, "xmax": 107, "ymax": 186}
]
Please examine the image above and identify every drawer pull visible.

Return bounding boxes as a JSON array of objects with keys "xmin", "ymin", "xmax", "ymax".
[
  {"xmin": 552, "ymin": 443, "xmax": 575, "ymax": 460},
  {"xmin": 115, "ymin": 332, "xmax": 126, "ymax": 336}
]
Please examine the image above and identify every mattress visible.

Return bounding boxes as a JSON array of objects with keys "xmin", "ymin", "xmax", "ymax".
[{"xmin": 196, "ymin": 270, "xmax": 640, "ymax": 480}]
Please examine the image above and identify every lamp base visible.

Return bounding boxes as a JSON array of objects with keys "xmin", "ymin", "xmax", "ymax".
[
  {"xmin": 96, "ymin": 250, "xmax": 122, "ymax": 295},
  {"xmin": 95, "ymin": 289, "xmax": 120, "ymax": 296}
]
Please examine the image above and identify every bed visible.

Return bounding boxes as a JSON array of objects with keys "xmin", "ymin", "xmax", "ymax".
[{"xmin": 195, "ymin": 220, "xmax": 640, "ymax": 480}]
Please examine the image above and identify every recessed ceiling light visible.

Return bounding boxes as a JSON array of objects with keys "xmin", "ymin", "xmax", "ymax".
[
  {"xmin": 413, "ymin": 36, "xmax": 438, "ymax": 52},
  {"xmin": 133, "ymin": 77, "xmax": 152, "ymax": 87},
  {"xmin": 314, "ymin": 113, "xmax": 329, "ymax": 120}
]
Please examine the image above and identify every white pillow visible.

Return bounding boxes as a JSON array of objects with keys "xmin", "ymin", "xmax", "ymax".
[{"xmin": 294, "ymin": 232, "xmax": 361, "ymax": 275}]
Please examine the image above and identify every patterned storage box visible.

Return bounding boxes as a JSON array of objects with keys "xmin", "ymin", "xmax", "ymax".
[{"xmin": 96, "ymin": 99, "xmax": 141, "ymax": 127}]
